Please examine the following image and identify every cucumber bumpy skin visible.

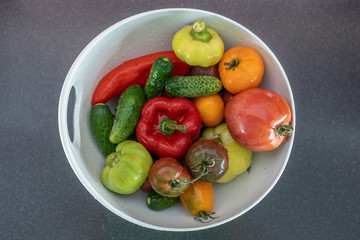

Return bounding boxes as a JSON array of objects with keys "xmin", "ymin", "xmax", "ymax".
[
  {"xmin": 144, "ymin": 56, "xmax": 173, "ymax": 101},
  {"xmin": 90, "ymin": 103, "xmax": 116, "ymax": 156},
  {"xmin": 165, "ymin": 75, "xmax": 222, "ymax": 98},
  {"xmin": 146, "ymin": 191, "xmax": 180, "ymax": 211},
  {"xmin": 109, "ymin": 85, "xmax": 145, "ymax": 144}
]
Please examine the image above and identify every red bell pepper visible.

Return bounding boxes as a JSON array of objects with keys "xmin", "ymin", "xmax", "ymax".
[
  {"xmin": 136, "ymin": 97, "xmax": 202, "ymax": 159},
  {"xmin": 92, "ymin": 51, "xmax": 191, "ymax": 105}
]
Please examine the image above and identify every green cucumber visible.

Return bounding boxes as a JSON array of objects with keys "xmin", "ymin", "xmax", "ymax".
[
  {"xmin": 90, "ymin": 103, "xmax": 116, "ymax": 156},
  {"xmin": 165, "ymin": 75, "xmax": 222, "ymax": 98},
  {"xmin": 146, "ymin": 191, "xmax": 180, "ymax": 211},
  {"xmin": 144, "ymin": 56, "xmax": 173, "ymax": 101},
  {"xmin": 109, "ymin": 85, "xmax": 145, "ymax": 144}
]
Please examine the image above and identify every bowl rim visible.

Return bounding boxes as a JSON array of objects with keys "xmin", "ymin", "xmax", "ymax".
[{"xmin": 58, "ymin": 7, "xmax": 296, "ymax": 231}]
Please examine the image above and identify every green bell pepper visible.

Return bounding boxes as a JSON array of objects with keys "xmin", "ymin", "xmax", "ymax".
[
  {"xmin": 101, "ymin": 140, "xmax": 153, "ymax": 194},
  {"xmin": 201, "ymin": 123, "xmax": 253, "ymax": 183}
]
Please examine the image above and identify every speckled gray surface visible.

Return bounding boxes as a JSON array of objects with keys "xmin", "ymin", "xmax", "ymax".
[{"xmin": 1, "ymin": 1, "xmax": 359, "ymax": 239}]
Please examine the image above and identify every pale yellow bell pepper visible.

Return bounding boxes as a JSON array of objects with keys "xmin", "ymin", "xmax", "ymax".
[{"xmin": 172, "ymin": 21, "xmax": 224, "ymax": 67}]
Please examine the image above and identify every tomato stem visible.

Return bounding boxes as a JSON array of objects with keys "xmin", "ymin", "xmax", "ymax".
[
  {"xmin": 189, "ymin": 150, "xmax": 218, "ymax": 182},
  {"xmin": 171, "ymin": 151, "xmax": 218, "ymax": 189},
  {"xmin": 169, "ymin": 179, "xmax": 186, "ymax": 193},
  {"xmin": 190, "ymin": 21, "xmax": 213, "ymax": 43},
  {"xmin": 174, "ymin": 167, "xmax": 206, "ymax": 187},
  {"xmin": 224, "ymin": 56, "xmax": 240, "ymax": 71},
  {"xmin": 106, "ymin": 152, "xmax": 119, "ymax": 168},
  {"xmin": 195, "ymin": 211, "xmax": 219, "ymax": 223},
  {"xmin": 158, "ymin": 118, "xmax": 187, "ymax": 135},
  {"xmin": 275, "ymin": 125, "xmax": 293, "ymax": 136},
  {"xmin": 174, "ymin": 164, "xmax": 212, "ymax": 187}
]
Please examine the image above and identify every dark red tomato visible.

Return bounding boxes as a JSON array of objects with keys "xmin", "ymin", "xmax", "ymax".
[
  {"xmin": 189, "ymin": 65, "xmax": 220, "ymax": 78},
  {"xmin": 184, "ymin": 139, "xmax": 229, "ymax": 182},
  {"xmin": 225, "ymin": 88, "xmax": 293, "ymax": 152},
  {"xmin": 221, "ymin": 89, "xmax": 233, "ymax": 105},
  {"xmin": 149, "ymin": 157, "xmax": 192, "ymax": 197},
  {"xmin": 140, "ymin": 178, "xmax": 153, "ymax": 193}
]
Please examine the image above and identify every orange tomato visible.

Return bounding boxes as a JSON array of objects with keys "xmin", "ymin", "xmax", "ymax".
[
  {"xmin": 193, "ymin": 94, "xmax": 224, "ymax": 127},
  {"xmin": 218, "ymin": 46, "xmax": 264, "ymax": 94},
  {"xmin": 180, "ymin": 180, "xmax": 217, "ymax": 222}
]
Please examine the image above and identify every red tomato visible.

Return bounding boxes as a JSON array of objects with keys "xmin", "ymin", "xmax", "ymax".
[
  {"xmin": 140, "ymin": 178, "xmax": 153, "ymax": 193},
  {"xmin": 225, "ymin": 88, "xmax": 293, "ymax": 152},
  {"xmin": 149, "ymin": 157, "xmax": 192, "ymax": 197}
]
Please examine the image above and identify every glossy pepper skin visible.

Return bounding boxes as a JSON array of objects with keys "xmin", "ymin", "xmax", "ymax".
[
  {"xmin": 136, "ymin": 97, "xmax": 202, "ymax": 159},
  {"xmin": 172, "ymin": 21, "xmax": 224, "ymax": 67},
  {"xmin": 92, "ymin": 51, "xmax": 191, "ymax": 105}
]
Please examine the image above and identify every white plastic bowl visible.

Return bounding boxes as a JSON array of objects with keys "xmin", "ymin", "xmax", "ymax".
[{"xmin": 58, "ymin": 8, "xmax": 295, "ymax": 231}]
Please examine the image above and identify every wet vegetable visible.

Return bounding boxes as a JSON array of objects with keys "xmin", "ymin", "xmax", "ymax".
[
  {"xmin": 149, "ymin": 157, "xmax": 192, "ymax": 197},
  {"xmin": 180, "ymin": 180, "xmax": 218, "ymax": 223},
  {"xmin": 218, "ymin": 46, "xmax": 264, "ymax": 94},
  {"xmin": 146, "ymin": 191, "xmax": 180, "ymax": 211},
  {"xmin": 193, "ymin": 94, "xmax": 224, "ymax": 127},
  {"xmin": 225, "ymin": 88, "xmax": 293, "ymax": 151},
  {"xmin": 92, "ymin": 51, "xmax": 190, "ymax": 105},
  {"xmin": 136, "ymin": 97, "xmax": 202, "ymax": 159},
  {"xmin": 172, "ymin": 21, "xmax": 224, "ymax": 67},
  {"xmin": 184, "ymin": 139, "xmax": 229, "ymax": 182},
  {"xmin": 201, "ymin": 123, "xmax": 252, "ymax": 183},
  {"xmin": 101, "ymin": 140, "xmax": 153, "ymax": 194}
]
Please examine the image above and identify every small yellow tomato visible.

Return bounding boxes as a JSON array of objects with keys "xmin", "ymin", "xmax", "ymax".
[{"xmin": 193, "ymin": 94, "xmax": 224, "ymax": 127}]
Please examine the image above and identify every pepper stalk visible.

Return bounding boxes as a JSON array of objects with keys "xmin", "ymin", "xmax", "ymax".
[
  {"xmin": 190, "ymin": 21, "xmax": 213, "ymax": 42},
  {"xmin": 158, "ymin": 118, "xmax": 187, "ymax": 135}
]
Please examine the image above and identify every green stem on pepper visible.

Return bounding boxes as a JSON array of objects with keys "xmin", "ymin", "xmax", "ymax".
[
  {"xmin": 158, "ymin": 118, "xmax": 187, "ymax": 135},
  {"xmin": 190, "ymin": 21, "xmax": 213, "ymax": 43}
]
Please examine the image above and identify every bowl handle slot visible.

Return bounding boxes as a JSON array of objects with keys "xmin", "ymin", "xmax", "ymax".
[
  {"xmin": 66, "ymin": 86, "xmax": 76, "ymax": 142},
  {"xmin": 59, "ymin": 82, "xmax": 82, "ymax": 152}
]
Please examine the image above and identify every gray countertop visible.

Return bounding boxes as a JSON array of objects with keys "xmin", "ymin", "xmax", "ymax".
[{"xmin": 1, "ymin": 1, "xmax": 359, "ymax": 239}]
